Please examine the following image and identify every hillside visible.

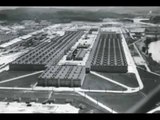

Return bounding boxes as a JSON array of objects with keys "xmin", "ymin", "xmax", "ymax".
[{"xmin": 0, "ymin": 8, "xmax": 136, "ymax": 23}]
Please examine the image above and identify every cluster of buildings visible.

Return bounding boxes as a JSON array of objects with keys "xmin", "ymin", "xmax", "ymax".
[
  {"xmin": 0, "ymin": 20, "xmax": 52, "ymax": 49},
  {"xmin": 7, "ymin": 23, "xmax": 130, "ymax": 87},
  {"xmin": 9, "ymin": 30, "xmax": 85, "ymax": 87},
  {"xmin": 0, "ymin": 31, "xmax": 48, "ymax": 52}
]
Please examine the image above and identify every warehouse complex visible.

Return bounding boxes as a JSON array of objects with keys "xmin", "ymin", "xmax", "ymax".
[
  {"xmin": 9, "ymin": 31, "xmax": 84, "ymax": 71},
  {"xmin": 9, "ymin": 30, "xmax": 86, "ymax": 87},
  {"xmin": 37, "ymin": 29, "xmax": 98, "ymax": 87},
  {"xmin": 9, "ymin": 26, "xmax": 129, "ymax": 87}
]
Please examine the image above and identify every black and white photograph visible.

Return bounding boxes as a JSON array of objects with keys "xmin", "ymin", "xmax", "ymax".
[{"xmin": 0, "ymin": 6, "xmax": 160, "ymax": 113}]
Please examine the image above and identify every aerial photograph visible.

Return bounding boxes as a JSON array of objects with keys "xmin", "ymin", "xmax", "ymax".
[{"xmin": 0, "ymin": 6, "xmax": 160, "ymax": 113}]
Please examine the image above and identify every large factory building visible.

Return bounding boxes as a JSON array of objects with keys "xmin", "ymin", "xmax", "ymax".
[
  {"xmin": 38, "ymin": 65, "xmax": 86, "ymax": 87},
  {"xmin": 87, "ymin": 31, "xmax": 128, "ymax": 73}
]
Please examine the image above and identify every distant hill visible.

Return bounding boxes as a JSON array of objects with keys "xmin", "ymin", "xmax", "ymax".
[
  {"xmin": 0, "ymin": 7, "xmax": 159, "ymax": 23},
  {"xmin": 92, "ymin": 7, "xmax": 160, "ymax": 15},
  {"xmin": 0, "ymin": 7, "xmax": 136, "ymax": 23}
]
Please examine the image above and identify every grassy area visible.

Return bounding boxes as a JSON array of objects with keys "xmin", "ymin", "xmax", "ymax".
[
  {"xmin": 96, "ymin": 72, "xmax": 139, "ymax": 88},
  {"xmin": 86, "ymin": 92, "xmax": 144, "ymax": 113},
  {"xmin": 0, "ymin": 70, "xmax": 34, "ymax": 81},
  {"xmin": 20, "ymin": 90, "xmax": 50, "ymax": 103},
  {"xmin": 82, "ymin": 73, "xmax": 126, "ymax": 91},
  {"xmin": 0, "ymin": 89, "xmax": 50, "ymax": 103},
  {"xmin": 0, "ymin": 89, "xmax": 24, "ymax": 102},
  {"xmin": 0, "ymin": 73, "xmax": 41, "ymax": 88},
  {"xmin": 137, "ymin": 68, "xmax": 160, "ymax": 95},
  {"xmin": 149, "ymin": 65, "xmax": 160, "ymax": 74}
]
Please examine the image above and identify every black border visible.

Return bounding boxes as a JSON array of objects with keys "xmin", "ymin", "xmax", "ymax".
[
  {"xmin": 0, "ymin": 0, "xmax": 160, "ymax": 6},
  {"xmin": 0, "ymin": 0, "xmax": 160, "ymax": 119}
]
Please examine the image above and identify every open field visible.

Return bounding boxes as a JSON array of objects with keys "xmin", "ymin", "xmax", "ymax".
[
  {"xmin": 0, "ymin": 71, "xmax": 34, "ymax": 81},
  {"xmin": 137, "ymin": 68, "xmax": 160, "ymax": 95},
  {"xmin": 82, "ymin": 73, "xmax": 126, "ymax": 91},
  {"xmin": 96, "ymin": 72, "xmax": 139, "ymax": 87},
  {"xmin": 86, "ymin": 92, "xmax": 144, "ymax": 112},
  {"xmin": 0, "ymin": 89, "xmax": 50, "ymax": 103},
  {"xmin": 0, "ymin": 72, "xmax": 41, "ymax": 88}
]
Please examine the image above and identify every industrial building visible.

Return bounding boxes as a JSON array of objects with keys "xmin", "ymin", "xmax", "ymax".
[
  {"xmin": 87, "ymin": 32, "xmax": 128, "ymax": 73},
  {"xmin": 0, "ymin": 31, "xmax": 46, "ymax": 50},
  {"xmin": 66, "ymin": 48, "xmax": 87, "ymax": 61},
  {"xmin": 74, "ymin": 49, "xmax": 87, "ymax": 61},
  {"xmin": 9, "ymin": 31, "xmax": 84, "ymax": 71},
  {"xmin": 38, "ymin": 65, "xmax": 86, "ymax": 87},
  {"xmin": 88, "ymin": 28, "xmax": 98, "ymax": 34}
]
